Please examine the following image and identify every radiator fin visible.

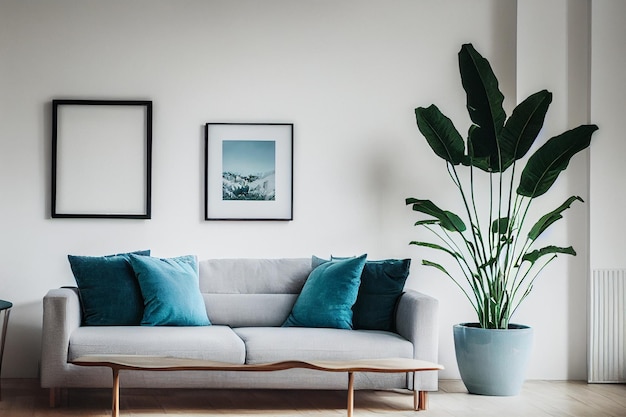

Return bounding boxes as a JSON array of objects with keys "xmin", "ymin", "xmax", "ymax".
[{"xmin": 590, "ymin": 269, "xmax": 626, "ymax": 383}]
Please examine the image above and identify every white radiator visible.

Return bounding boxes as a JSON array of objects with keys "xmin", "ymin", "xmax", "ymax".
[{"xmin": 589, "ymin": 269, "xmax": 626, "ymax": 383}]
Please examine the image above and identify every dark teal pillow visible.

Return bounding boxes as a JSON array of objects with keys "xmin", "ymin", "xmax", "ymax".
[
  {"xmin": 351, "ymin": 258, "xmax": 411, "ymax": 331},
  {"xmin": 283, "ymin": 254, "xmax": 367, "ymax": 329},
  {"xmin": 129, "ymin": 254, "xmax": 210, "ymax": 326},
  {"xmin": 68, "ymin": 250, "xmax": 150, "ymax": 326}
]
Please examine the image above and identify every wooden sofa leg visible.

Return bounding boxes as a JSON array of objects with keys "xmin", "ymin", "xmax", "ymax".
[
  {"xmin": 49, "ymin": 387, "xmax": 67, "ymax": 408},
  {"xmin": 49, "ymin": 388, "xmax": 60, "ymax": 408}
]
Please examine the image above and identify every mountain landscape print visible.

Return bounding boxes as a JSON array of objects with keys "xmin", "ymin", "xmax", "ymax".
[{"xmin": 222, "ymin": 140, "xmax": 276, "ymax": 201}]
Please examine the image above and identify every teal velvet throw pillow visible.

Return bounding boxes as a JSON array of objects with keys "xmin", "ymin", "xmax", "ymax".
[
  {"xmin": 312, "ymin": 256, "xmax": 411, "ymax": 332},
  {"xmin": 283, "ymin": 254, "xmax": 367, "ymax": 329},
  {"xmin": 68, "ymin": 250, "xmax": 150, "ymax": 326},
  {"xmin": 351, "ymin": 258, "xmax": 411, "ymax": 332},
  {"xmin": 129, "ymin": 254, "xmax": 211, "ymax": 326}
]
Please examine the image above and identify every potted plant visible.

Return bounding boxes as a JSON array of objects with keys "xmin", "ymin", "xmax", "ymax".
[{"xmin": 406, "ymin": 43, "xmax": 598, "ymax": 396}]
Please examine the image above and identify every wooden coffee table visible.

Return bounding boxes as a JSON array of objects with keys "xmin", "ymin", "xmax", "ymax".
[{"xmin": 72, "ymin": 355, "xmax": 443, "ymax": 417}]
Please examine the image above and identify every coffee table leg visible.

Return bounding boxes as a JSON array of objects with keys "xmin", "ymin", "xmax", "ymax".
[
  {"xmin": 111, "ymin": 368, "xmax": 120, "ymax": 417},
  {"xmin": 0, "ymin": 308, "xmax": 10, "ymax": 402},
  {"xmin": 347, "ymin": 371, "xmax": 354, "ymax": 417},
  {"xmin": 417, "ymin": 390, "xmax": 427, "ymax": 411}
]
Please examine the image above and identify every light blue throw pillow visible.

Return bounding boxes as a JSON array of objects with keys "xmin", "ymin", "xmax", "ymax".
[
  {"xmin": 283, "ymin": 254, "xmax": 367, "ymax": 329},
  {"xmin": 129, "ymin": 254, "xmax": 211, "ymax": 326},
  {"xmin": 68, "ymin": 250, "xmax": 150, "ymax": 326}
]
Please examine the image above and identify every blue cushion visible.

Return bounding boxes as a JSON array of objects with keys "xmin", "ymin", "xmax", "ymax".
[
  {"xmin": 129, "ymin": 254, "xmax": 211, "ymax": 326},
  {"xmin": 68, "ymin": 250, "xmax": 150, "ymax": 326},
  {"xmin": 311, "ymin": 255, "xmax": 327, "ymax": 269},
  {"xmin": 283, "ymin": 254, "xmax": 366, "ymax": 329},
  {"xmin": 313, "ymin": 256, "xmax": 411, "ymax": 331},
  {"xmin": 351, "ymin": 258, "xmax": 411, "ymax": 331}
]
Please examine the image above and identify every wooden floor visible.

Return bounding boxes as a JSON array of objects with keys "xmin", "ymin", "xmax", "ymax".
[{"xmin": 0, "ymin": 379, "xmax": 625, "ymax": 417}]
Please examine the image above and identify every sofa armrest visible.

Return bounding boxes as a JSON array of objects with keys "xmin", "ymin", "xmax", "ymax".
[
  {"xmin": 395, "ymin": 289, "xmax": 439, "ymax": 391},
  {"xmin": 40, "ymin": 288, "xmax": 82, "ymax": 388}
]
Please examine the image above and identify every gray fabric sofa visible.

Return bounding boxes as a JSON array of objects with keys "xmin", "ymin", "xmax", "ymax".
[{"xmin": 41, "ymin": 258, "xmax": 439, "ymax": 403}]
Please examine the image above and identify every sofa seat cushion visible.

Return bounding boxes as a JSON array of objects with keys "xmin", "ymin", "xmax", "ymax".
[
  {"xmin": 68, "ymin": 325, "xmax": 245, "ymax": 363},
  {"xmin": 234, "ymin": 327, "xmax": 413, "ymax": 364}
]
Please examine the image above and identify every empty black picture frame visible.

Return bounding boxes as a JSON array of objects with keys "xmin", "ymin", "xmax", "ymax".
[
  {"xmin": 51, "ymin": 99, "xmax": 152, "ymax": 219},
  {"xmin": 205, "ymin": 123, "xmax": 293, "ymax": 220}
]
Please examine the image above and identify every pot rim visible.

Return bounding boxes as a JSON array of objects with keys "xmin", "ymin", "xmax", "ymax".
[{"xmin": 455, "ymin": 322, "xmax": 532, "ymax": 331}]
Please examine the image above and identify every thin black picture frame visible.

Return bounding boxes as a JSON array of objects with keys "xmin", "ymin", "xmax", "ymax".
[
  {"xmin": 204, "ymin": 123, "xmax": 293, "ymax": 221},
  {"xmin": 51, "ymin": 99, "xmax": 152, "ymax": 219}
]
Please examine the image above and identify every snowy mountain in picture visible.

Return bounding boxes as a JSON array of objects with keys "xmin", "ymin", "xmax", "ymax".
[{"xmin": 222, "ymin": 170, "xmax": 275, "ymax": 201}]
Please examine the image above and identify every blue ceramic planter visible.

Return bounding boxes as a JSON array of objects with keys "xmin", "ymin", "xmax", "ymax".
[{"xmin": 453, "ymin": 323, "xmax": 533, "ymax": 396}]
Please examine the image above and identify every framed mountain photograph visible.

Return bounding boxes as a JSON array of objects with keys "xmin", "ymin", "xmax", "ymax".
[{"xmin": 204, "ymin": 123, "xmax": 293, "ymax": 220}]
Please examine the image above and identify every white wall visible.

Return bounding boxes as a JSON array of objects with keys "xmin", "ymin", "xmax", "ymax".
[
  {"xmin": 515, "ymin": 0, "xmax": 592, "ymax": 381},
  {"xmin": 590, "ymin": 1, "xmax": 626, "ymax": 268},
  {"xmin": 0, "ymin": 0, "xmax": 615, "ymax": 381}
]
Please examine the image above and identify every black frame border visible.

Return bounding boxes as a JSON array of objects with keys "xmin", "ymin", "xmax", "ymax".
[{"xmin": 51, "ymin": 99, "xmax": 153, "ymax": 219}]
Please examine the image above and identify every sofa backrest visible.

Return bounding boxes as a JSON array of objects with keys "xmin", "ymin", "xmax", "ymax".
[{"xmin": 198, "ymin": 258, "xmax": 312, "ymax": 327}]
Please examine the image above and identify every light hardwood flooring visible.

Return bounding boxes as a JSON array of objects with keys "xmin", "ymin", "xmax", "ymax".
[{"xmin": 0, "ymin": 379, "xmax": 625, "ymax": 417}]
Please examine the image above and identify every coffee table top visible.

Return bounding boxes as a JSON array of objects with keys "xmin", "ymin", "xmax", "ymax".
[
  {"xmin": 72, "ymin": 355, "xmax": 444, "ymax": 373},
  {"xmin": 0, "ymin": 300, "xmax": 11, "ymax": 311}
]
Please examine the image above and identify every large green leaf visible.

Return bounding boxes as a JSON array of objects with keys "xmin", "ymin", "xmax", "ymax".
[
  {"xmin": 522, "ymin": 246, "xmax": 576, "ymax": 264},
  {"xmin": 491, "ymin": 217, "xmax": 509, "ymax": 235},
  {"xmin": 517, "ymin": 125, "xmax": 598, "ymax": 198},
  {"xmin": 499, "ymin": 90, "xmax": 552, "ymax": 171},
  {"xmin": 528, "ymin": 196, "xmax": 583, "ymax": 240},
  {"xmin": 465, "ymin": 125, "xmax": 491, "ymax": 171},
  {"xmin": 414, "ymin": 219, "xmax": 439, "ymax": 227},
  {"xmin": 409, "ymin": 241, "xmax": 461, "ymax": 259},
  {"xmin": 406, "ymin": 198, "xmax": 466, "ymax": 232},
  {"xmin": 415, "ymin": 105, "xmax": 465, "ymax": 165},
  {"xmin": 422, "ymin": 259, "xmax": 453, "ymax": 277},
  {"xmin": 458, "ymin": 43, "xmax": 506, "ymax": 172}
]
